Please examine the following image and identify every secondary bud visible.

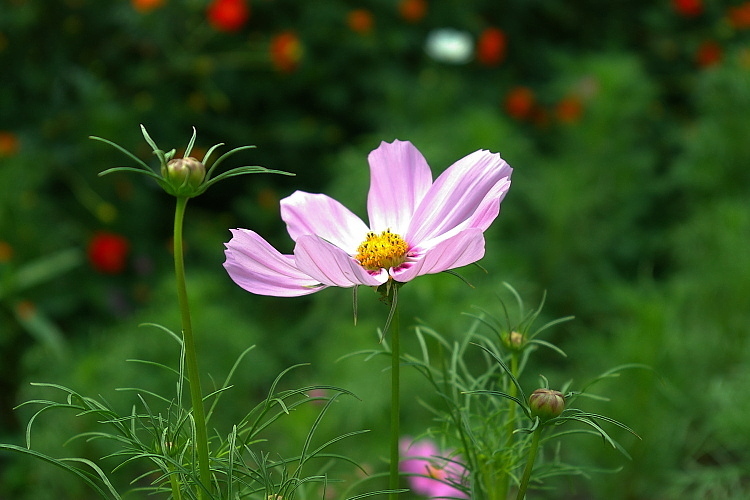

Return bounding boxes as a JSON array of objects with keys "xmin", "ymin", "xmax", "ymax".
[
  {"xmin": 163, "ymin": 156, "xmax": 206, "ymax": 196},
  {"xmin": 529, "ymin": 388, "xmax": 565, "ymax": 421},
  {"xmin": 503, "ymin": 330, "xmax": 525, "ymax": 351}
]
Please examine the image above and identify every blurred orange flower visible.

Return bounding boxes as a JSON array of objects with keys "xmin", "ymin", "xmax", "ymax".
[
  {"xmin": 207, "ymin": 0, "xmax": 250, "ymax": 32},
  {"xmin": 271, "ymin": 31, "xmax": 303, "ymax": 73},
  {"xmin": 348, "ymin": 9, "xmax": 374, "ymax": 34},
  {"xmin": 0, "ymin": 241, "xmax": 13, "ymax": 263},
  {"xmin": 672, "ymin": 0, "xmax": 702, "ymax": 17},
  {"xmin": 504, "ymin": 86, "xmax": 535, "ymax": 120},
  {"xmin": 131, "ymin": 0, "xmax": 165, "ymax": 12},
  {"xmin": 695, "ymin": 40, "xmax": 722, "ymax": 67},
  {"xmin": 477, "ymin": 27, "xmax": 506, "ymax": 66},
  {"xmin": 88, "ymin": 232, "xmax": 130, "ymax": 274},
  {"xmin": 728, "ymin": 2, "xmax": 750, "ymax": 29},
  {"xmin": 0, "ymin": 131, "xmax": 19, "ymax": 157},
  {"xmin": 555, "ymin": 96, "xmax": 584, "ymax": 124},
  {"xmin": 399, "ymin": 0, "xmax": 427, "ymax": 23}
]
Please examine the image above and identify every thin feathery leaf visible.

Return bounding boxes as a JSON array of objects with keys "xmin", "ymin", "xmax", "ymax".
[{"xmin": 90, "ymin": 135, "xmax": 152, "ymax": 172}]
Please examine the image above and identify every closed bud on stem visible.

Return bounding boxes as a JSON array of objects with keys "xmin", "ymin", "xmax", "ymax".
[
  {"xmin": 162, "ymin": 157, "xmax": 206, "ymax": 196},
  {"xmin": 529, "ymin": 388, "xmax": 565, "ymax": 421},
  {"xmin": 503, "ymin": 330, "xmax": 525, "ymax": 351}
]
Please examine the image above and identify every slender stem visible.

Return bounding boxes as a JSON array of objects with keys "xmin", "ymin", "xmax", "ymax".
[
  {"xmin": 173, "ymin": 196, "xmax": 211, "ymax": 497},
  {"xmin": 168, "ymin": 463, "xmax": 184, "ymax": 500},
  {"xmin": 515, "ymin": 425, "xmax": 542, "ymax": 500},
  {"xmin": 497, "ymin": 353, "xmax": 520, "ymax": 498},
  {"xmin": 388, "ymin": 299, "xmax": 401, "ymax": 499}
]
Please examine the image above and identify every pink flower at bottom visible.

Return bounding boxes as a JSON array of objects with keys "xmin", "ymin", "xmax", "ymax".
[
  {"xmin": 400, "ymin": 437, "xmax": 469, "ymax": 498},
  {"xmin": 223, "ymin": 140, "xmax": 512, "ymax": 297}
]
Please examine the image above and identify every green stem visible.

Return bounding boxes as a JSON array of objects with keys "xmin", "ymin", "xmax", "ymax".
[
  {"xmin": 516, "ymin": 425, "xmax": 542, "ymax": 500},
  {"xmin": 389, "ymin": 300, "xmax": 401, "ymax": 499},
  {"xmin": 497, "ymin": 353, "xmax": 520, "ymax": 498},
  {"xmin": 168, "ymin": 463, "xmax": 184, "ymax": 500},
  {"xmin": 173, "ymin": 196, "xmax": 211, "ymax": 497}
]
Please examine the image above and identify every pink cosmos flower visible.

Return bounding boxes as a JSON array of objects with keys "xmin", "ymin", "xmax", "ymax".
[
  {"xmin": 400, "ymin": 437, "xmax": 469, "ymax": 498},
  {"xmin": 223, "ymin": 140, "xmax": 512, "ymax": 297}
]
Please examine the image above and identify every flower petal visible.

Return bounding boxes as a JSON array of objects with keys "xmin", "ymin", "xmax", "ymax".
[
  {"xmin": 294, "ymin": 235, "xmax": 386, "ymax": 287},
  {"xmin": 281, "ymin": 191, "xmax": 369, "ymax": 252},
  {"xmin": 406, "ymin": 150, "xmax": 512, "ymax": 243},
  {"xmin": 367, "ymin": 140, "xmax": 433, "ymax": 234},
  {"xmin": 392, "ymin": 228, "xmax": 485, "ymax": 282},
  {"xmin": 223, "ymin": 229, "xmax": 325, "ymax": 297}
]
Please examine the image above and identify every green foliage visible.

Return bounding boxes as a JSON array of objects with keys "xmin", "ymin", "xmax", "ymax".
[{"xmin": 3, "ymin": 0, "xmax": 750, "ymax": 498}]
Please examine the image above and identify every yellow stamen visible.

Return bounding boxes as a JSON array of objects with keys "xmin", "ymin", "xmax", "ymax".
[{"xmin": 355, "ymin": 230, "xmax": 409, "ymax": 271}]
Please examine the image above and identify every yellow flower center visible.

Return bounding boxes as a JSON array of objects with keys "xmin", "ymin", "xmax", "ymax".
[{"xmin": 355, "ymin": 230, "xmax": 409, "ymax": 271}]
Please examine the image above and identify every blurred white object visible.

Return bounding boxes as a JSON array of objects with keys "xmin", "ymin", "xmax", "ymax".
[{"xmin": 424, "ymin": 29, "xmax": 473, "ymax": 64}]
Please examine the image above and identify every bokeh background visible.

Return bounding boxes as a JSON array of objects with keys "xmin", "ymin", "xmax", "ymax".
[{"xmin": 2, "ymin": 0, "xmax": 750, "ymax": 498}]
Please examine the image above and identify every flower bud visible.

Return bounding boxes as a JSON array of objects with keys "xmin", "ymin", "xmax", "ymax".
[
  {"xmin": 503, "ymin": 330, "xmax": 525, "ymax": 351},
  {"xmin": 162, "ymin": 156, "xmax": 206, "ymax": 196},
  {"xmin": 529, "ymin": 388, "xmax": 565, "ymax": 421}
]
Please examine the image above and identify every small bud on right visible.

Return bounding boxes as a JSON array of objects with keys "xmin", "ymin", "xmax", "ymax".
[{"xmin": 529, "ymin": 388, "xmax": 565, "ymax": 421}]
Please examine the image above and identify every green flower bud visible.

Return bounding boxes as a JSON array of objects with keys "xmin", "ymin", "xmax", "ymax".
[
  {"xmin": 162, "ymin": 156, "xmax": 206, "ymax": 196},
  {"xmin": 529, "ymin": 388, "xmax": 565, "ymax": 421},
  {"xmin": 503, "ymin": 330, "xmax": 525, "ymax": 351}
]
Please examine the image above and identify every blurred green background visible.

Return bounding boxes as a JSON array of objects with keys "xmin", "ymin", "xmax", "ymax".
[{"xmin": 2, "ymin": 0, "xmax": 750, "ymax": 498}]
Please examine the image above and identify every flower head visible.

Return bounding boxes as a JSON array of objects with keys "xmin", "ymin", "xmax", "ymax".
[
  {"xmin": 399, "ymin": 437, "xmax": 469, "ymax": 498},
  {"xmin": 223, "ymin": 140, "xmax": 512, "ymax": 297}
]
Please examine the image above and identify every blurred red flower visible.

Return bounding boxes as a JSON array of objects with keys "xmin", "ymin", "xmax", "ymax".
[
  {"xmin": 695, "ymin": 40, "xmax": 722, "ymax": 67},
  {"xmin": 504, "ymin": 86, "xmax": 535, "ymax": 120},
  {"xmin": 207, "ymin": 0, "xmax": 249, "ymax": 32},
  {"xmin": 398, "ymin": 0, "xmax": 427, "ymax": 23},
  {"xmin": 88, "ymin": 232, "xmax": 130, "ymax": 274},
  {"xmin": 347, "ymin": 9, "xmax": 374, "ymax": 34},
  {"xmin": 672, "ymin": 0, "xmax": 703, "ymax": 17},
  {"xmin": 728, "ymin": 2, "xmax": 750, "ymax": 29},
  {"xmin": 271, "ymin": 31, "xmax": 303, "ymax": 73},
  {"xmin": 0, "ymin": 131, "xmax": 19, "ymax": 157},
  {"xmin": 131, "ymin": 0, "xmax": 165, "ymax": 12},
  {"xmin": 477, "ymin": 27, "xmax": 507, "ymax": 66}
]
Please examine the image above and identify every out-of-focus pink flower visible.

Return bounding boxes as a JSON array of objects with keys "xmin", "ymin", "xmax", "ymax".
[
  {"xmin": 88, "ymin": 232, "xmax": 130, "ymax": 274},
  {"xmin": 399, "ymin": 437, "xmax": 469, "ymax": 498},
  {"xmin": 270, "ymin": 31, "xmax": 303, "ymax": 73},
  {"xmin": 476, "ymin": 27, "xmax": 506, "ymax": 66},
  {"xmin": 207, "ymin": 0, "xmax": 249, "ymax": 32},
  {"xmin": 223, "ymin": 140, "xmax": 512, "ymax": 297}
]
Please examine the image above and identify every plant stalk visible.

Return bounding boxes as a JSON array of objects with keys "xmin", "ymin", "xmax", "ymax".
[
  {"xmin": 497, "ymin": 352, "xmax": 520, "ymax": 498},
  {"xmin": 173, "ymin": 196, "xmax": 211, "ymax": 497},
  {"xmin": 516, "ymin": 424, "xmax": 542, "ymax": 500},
  {"xmin": 389, "ymin": 302, "xmax": 401, "ymax": 499}
]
